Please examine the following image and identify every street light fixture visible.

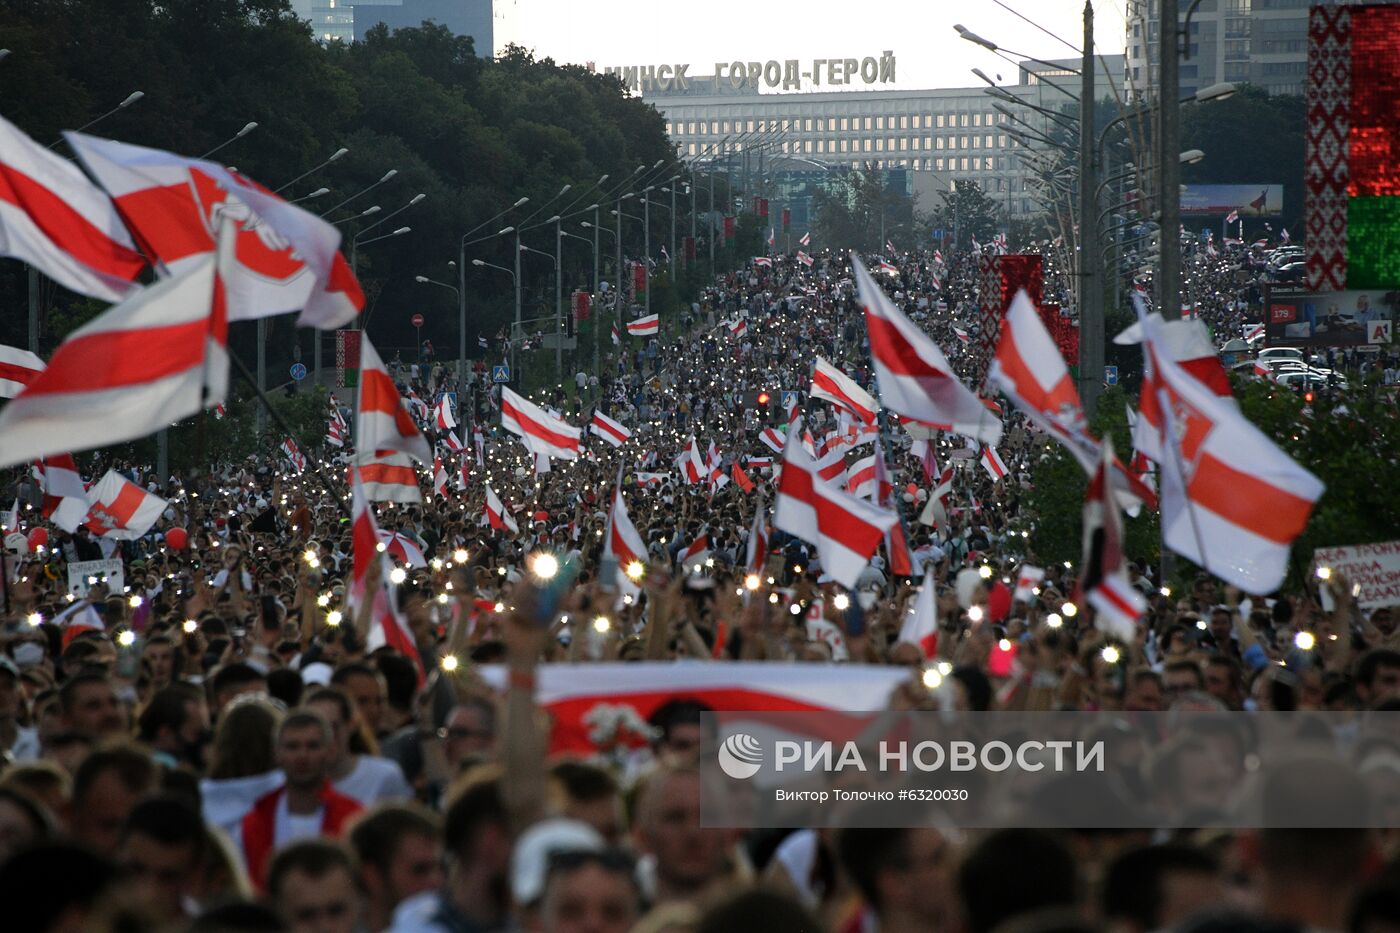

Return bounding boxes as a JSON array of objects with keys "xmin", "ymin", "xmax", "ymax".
[
  {"xmin": 54, "ymin": 90, "xmax": 144, "ymax": 147},
  {"xmin": 199, "ymin": 121, "xmax": 258, "ymax": 160},
  {"xmin": 320, "ymin": 168, "xmax": 398, "ymax": 219},
  {"xmin": 274, "ymin": 146, "xmax": 348, "ymax": 194},
  {"xmin": 290, "ymin": 186, "xmax": 330, "ymax": 204}
]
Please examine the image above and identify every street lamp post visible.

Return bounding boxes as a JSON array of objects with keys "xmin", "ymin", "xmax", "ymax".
[
  {"xmin": 1159, "ymin": 0, "xmax": 1183, "ymax": 321},
  {"xmin": 1077, "ymin": 0, "xmax": 1103, "ymax": 417},
  {"xmin": 518, "ymin": 242, "xmax": 559, "ymax": 382},
  {"xmin": 643, "ymin": 187, "xmax": 652, "ymax": 318},
  {"xmin": 471, "ymin": 258, "xmax": 518, "ymax": 374},
  {"xmin": 457, "ymin": 197, "xmax": 529, "ymax": 403},
  {"xmin": 199, "ymin": 121, "xmax": 258, "ymax": 160},
  {"xmin": 581, "ymin": 221, "xmax": 616, "ymax": 376},
  {"xmin": 555, "ymin": 214, "xmax": 563, "ymax": 381}
]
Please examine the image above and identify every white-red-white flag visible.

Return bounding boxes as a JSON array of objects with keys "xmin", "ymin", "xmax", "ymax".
[
  {"xmin": 796, "ymin": 250, "xmax": 814, "ymax": 267},
  {"xmin": 626, "ymin": 313, "xmax": 659, "ymax": 336},
  {"xmin": 355, "ymin": 336, "xmax": 431, "ymax": 465},
  {"xmin": 979, "ymin": 446, "xmax": 1009, "ymax": 481},
  {"xmin": 846, "ymin": 454, "xmax": 892, "ymax": 501},
  {"xmin": 676, "ymin": 437, "xmax": 706, "ymax": 484},
  {"xmin": 81, "ymin": 470, "xmax": 166, "ymax": 540},
  {"xmin": 610, "ymin": 322, "xmax": 620, "ymax": 346},
  {"xmin": 0, "ymin": 345, "xmax": 45, "ymax": 400},
  {"xmin": 500, "ymin": 387, "xmax": 580, "ymax": 460},
  {"xmin": 758, "ymin": 428, "xmax": 785, "ymax": 455},
  {"xmin": 897, "ymin": 570, "xmax": 939, "ymax": 657},
  {"xmin": 378, "ymin": 530, "xmax": 427, "ymax": 568},
  {"xmin": 810, "ymin": 356, "xmax": 877, "ymax": 425},
  {"xmin": 678, "ymin": 533, "xmax": 710, "ymax": 570},
  {"xmin": 326, "ymin": 402, "xmax": 348, "ymax": 448},
  {"xmin": 990, "ymin": 290, "xmax": 1156, "ymax": 510},
  {"xmin": 1078, "ymin": 438, "xmax": 1146, "ymax": 641},
  {"xmin": 1117, "ymin": 311, "xmax": 1234, "ymax": 465},
  {"xmin": 752, "ymin": 256, "xmax": 772, "ymax": 268},
  {"xmin": 432, "ymin": 456, "xmax": 448, "ymax": 499},
  {"xmin": 351, "ymin": 451, "xmax": 422, "ymax": 504},
  {"xmin": 853, "ymin": 255, "xmax": 1001, "ymax": 445},
  {"xmin": 774, "ymin": 417, "xmax": 897, "ymax": 590},
  {"xmin": 1138, "ymin": 299, "xmax": 1323, "ymax": 593},
  {"xmin": 0, "ymin": 115, "xmax": 145, "ymax": 301},
  {"xmin": 434, "ymin": 396, "xmax": 457, "ymax": 432},
  {"xmin": 67, "ymin": 132, "xmax": 363, "ymax": 329},
  {"xmin": 746, "ymin": 505, "xmax": 769, "ymax": 576},
  {"xmin": 603, "ymin": 473, "xmax": 646, "ymax": 594},
  {"xmin": 280, "ymin": 438, "xmax": 306, "ymax": 474},
  {"xmin": 348, "ymin": 479, "xmax": 423, "ymax": 685},
  {"xmin": 798, "ymin": 232, "xmax": 811, "ymax": 247},
  {"xmin": 0, "ymin": 242, "xmax": 229, "ymax": 468},
  {"xmin": 590, "ymin": 410, "xmax": 632, "ymax": 447},
  {"xmin": 1013, "ymin": 565, "xmax": 1046, "ymax": 603},
  {"xmin": 485, "ymin": 485, "xmax": 518, "ymax": 534}
]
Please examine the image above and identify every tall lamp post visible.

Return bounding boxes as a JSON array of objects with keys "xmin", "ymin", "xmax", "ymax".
[
  {"xmin": 457, "ymin": 195, "xmax": 530, "ymax": 398},
  {"xmin": 581, "ymin": 221, "xmax": 617, "ymax": 375},
  {"xmin": 471, "ymin": 258, "xmax": 518, "ymax": 374}
]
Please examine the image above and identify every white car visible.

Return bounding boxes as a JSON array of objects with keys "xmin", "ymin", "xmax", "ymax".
[{"xmin": 1258, "ymin": 346, "xmax": 1305, "ymax": 364}]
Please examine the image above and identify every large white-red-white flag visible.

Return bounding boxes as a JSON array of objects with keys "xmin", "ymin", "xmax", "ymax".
[
  {"xmin": 434, "ymin": 396, "xmax": 457, "ymax": 432},
  {"xmin": 852, "ymin": 254, "xmax": 1001, "ymax": 445},
  {"xmin": 356, "ymin": 336, "xmax": 431, "ymax": 465},
  {"xmin": 81, "ymin": 470, "xmax": 167, "ymax": 540},
  {"xmin": 1137, "ymin": 299, "xmax": 1323, "ymax": 593},
  {"xmin": 746, "ymin": 505, "xmax": 768, "ymax": 576},
  {"xmin": 0, "ymin": 115, "xmax": 145, "ymax": 301},
  {"xmin": 0, "ymin": 242, "xmax": 229, "ymax": 468},
  {"xmin": 810, "ymin": 356, "xmax": 877, "ymax": 424},
  {"xmin": 676, "ymin": 437, "xmax": 706, "ymax": 484},
  {"xmin": 774, "ymin": 417, "xmax": 897, "ymax": 590},
  {"xmin": 348, "ymin": 477, "xmax": 424, "ymax": 684},
  {"xmin": 0, "ymin": 345, "xmax": 44, "ymax": 399},
  {"xmin": 603, "ymin": 474, "xmax": 646, "ymax": 594},
  {"xmin": 979, "ymin": 446, "xmax": 1009, "ymax": 481},
  {"xmin": 590, "ymin": 410, "xmax": 632, "ymax": 448},
  {"xmin": 67, "ymin": 132, "xmax": 363, "ymax": 329},
  {"xmin": 990, "ymin": 290, "xmax": 1156, "ymax": 510},
  {"xmin": 501, "ymin": 388, "xmax": 580, "ymax": 460}
]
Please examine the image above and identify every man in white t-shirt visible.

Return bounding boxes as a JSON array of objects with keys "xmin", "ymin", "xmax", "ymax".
[{"xmin": 305, "ymin": 687, "xmax": 413, "ymax": 806}]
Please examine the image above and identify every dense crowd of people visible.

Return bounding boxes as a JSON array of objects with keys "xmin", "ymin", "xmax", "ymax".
[{"xmin": 1, "ymin": 243, "xmax": 1398, "ymax": 933}]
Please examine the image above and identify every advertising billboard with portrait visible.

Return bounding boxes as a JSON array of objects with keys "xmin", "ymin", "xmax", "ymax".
[
  {"xmin": 1181, "ymin": 184, "xmax": 1284, "ymax": 216},
  {"xmin": 1265, "ymin": 288, "xmax": 1397, "ymax": 347}
]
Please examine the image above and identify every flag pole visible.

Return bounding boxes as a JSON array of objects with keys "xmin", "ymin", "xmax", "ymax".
[{"xmin": 228, "ymin": 349, "xmax": 351, "ymax": 520}]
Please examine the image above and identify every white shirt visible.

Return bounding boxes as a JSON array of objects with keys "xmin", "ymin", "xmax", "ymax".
[
  {"xmin": 274, "ymin": 793, "xmax": 324, "ymax": 848},
  {"xmin": 335, "ymin": 755, "xmax": 412, "ymax": 806}
]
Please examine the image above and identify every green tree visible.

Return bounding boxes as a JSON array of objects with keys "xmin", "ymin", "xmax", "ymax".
[
  {"xmin": 925, "ymin": 180, "xmax": 1002, "ymax": 251},
  {"xmin": 810, "ymin": 164, "xmax": 917, "ymax": 252}
]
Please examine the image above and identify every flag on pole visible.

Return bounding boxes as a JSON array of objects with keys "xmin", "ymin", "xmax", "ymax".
[
  {"xmin": 500, "ymin": 387, "xmax": 581, "ymax": 460},
  {"xmin": 676, "ymin": 437, "xmax": 706, "ymax": 484},
  {"xmin": 752, "ymin": 256, "xmax": 773, "ymax": 268},
  {"xmin": 590, "ymin": 410, "xmax": 632, "ymax": 447},
  {"xmin": 1013, "ymin": 565, "xmax": 1045, "ymax": 603},
  {"xmin": 979, "ymin": 446, "xmax": 1009, "ymax": 481},
  {"xmin": 731, "ymin": 462, "xmax": 756, "ymax": 493},
  {"xmin": 485, "ymin": 485, "xmax": 519, "ymax": 533},
  {"xmin": 746, "ymin": 505, "xmax": 769, "ymax": 576},
  {"xmin": 774, "ymin": 417, "xmax": 897, "ymax": 590},
  {"xmin": 326, "ymin": 401, "xmax": 349, "ymax": 448},
  {"xmin": 610, "ymin": 322, "xmax": 621, "ymax": 346},
  {"xmin": 897, "ymin": 571, "xmax": 939, "ymax": 657},
  {"xmin": 0, "ymin": 345, "xmax": 45, "ymax": 399},
  {"xmin": 678, "ymin": 533, "xmax": 711, "ymax": 570},
  {"xmin": 355, "ymin": 336, "xmax": 431, "ymax": 465},
  {"xmin": 1225, "ymin": 209, "xmax": 1239, "ymax": 224},
  {"xmin": 0, "ymin": 236, "xmax": 230, "ymax": 469},
  {"xmin": 796, "ymin": 250, "xmax": 814, "ymax": 267},
  {"xmin": 0, "ymin": 115, "xmax": 145, "ymax": 301},
  {"xmin": 81, "ymin": 470, "xmax": 167, "ymax": 539},
  {"xmin": 348, "ymin": 479, "xmax": 423, "ymax": 685},
  {"xmin": 727, "ymin": 318, "xmax": 748, "ymax": 338},
  {"xmin": 799, "ymin": 232, "xmax": 811, "ymax": 247},
  {"xmin": 810, "ymin": 356, "xmax": 877, "ymax": 424},
  {"xmin": 434, "ymin": 396, "xmax": 457, "ymax": 432},
  {"xmin": 432, "ymin": 456, "xmax": 448, "ymax": 499},
  {"xmin": 1077, "ymin": 438, "xmax": 1146, "ymax": 642},
  {"xmin": 1138, "ymin": 298, "xmax": 1323, "ymax": 593},
  {"xmin": 853, "ymin": 255, "xmax": 1002, "ymax": 445},
  {"xmin": 67, "ymin": 131, "xmax": 363, "ymax": 329},
  {"xmin": 626, "ymin": 314, "xmax": 659, "ymax": 336},
  {"xmin": 759, "ymin": 428, "xmax": 785, "ymax": 454},
  {"xmin": 378, "ymin": 530, "xmax": 427, "ymax": 568},
  {"xmin": 280, "ymin": 438, "xmax": 306, "ymax": 474},
  {"xmin": 885, "ymin": 239, "xmax": 896, "ymax": 255},
  {"xmin": 603, "ymin": 472, "xmax": 646, "ymax": 593}
]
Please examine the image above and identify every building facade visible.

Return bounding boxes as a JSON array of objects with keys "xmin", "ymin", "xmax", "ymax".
[
  {"xmin": 290, "ymin": 0, "xmax": 516, "ymax": 54},
  {"xmin": 644, "ymin": 57, "xmax": 1124, "ymax": 220},
  {"xmin": 1125, "ymin": 0, "xmax": 1323, "ymax": 98}
]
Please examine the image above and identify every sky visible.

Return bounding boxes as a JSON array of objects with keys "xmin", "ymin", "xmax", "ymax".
[{"xmin": 509, "ymin": 0, "xmax": 1130, "ymax": 93}]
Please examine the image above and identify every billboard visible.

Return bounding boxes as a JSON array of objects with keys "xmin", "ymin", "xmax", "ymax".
[
  {"xmin": 1265, "ymin": 287, "xmax": 1396, "ymax": 347},
  {"xmin": 1181, "ymin": 184, "xmax": 1283, "ymax": 217}
]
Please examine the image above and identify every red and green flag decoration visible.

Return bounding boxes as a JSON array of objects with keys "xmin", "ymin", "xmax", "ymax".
[{"xmin": 1307, "ymin": 3, "xmax": 1400, "ymax": 291}]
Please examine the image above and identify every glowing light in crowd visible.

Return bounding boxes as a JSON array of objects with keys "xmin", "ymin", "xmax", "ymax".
[
  {"xmin": 625, "ymin": 560, "xmax": 646, "ymax": 582},
  {"xmin": 968, "ymin": 605, "xmax": 984, "ymax": 622},
  {"xmin": 531, "ymin": 553, "xmax": 559, "ymax": 580},
  {"xmin": 922, "ymin": 667, "xmax": 943, "ymax": 690},
  {"xmin": 1045, "ymin": 613, "xmax": 1063, "ymax": 628},
  {"xmin": 1316, "ymin": 566, "xmax": 1332, "ymax": 581},
  {"xmin": 183, "ymin": 619, "xmax": 198, "ymax": 633},
  {"xmin": 317, "ymin": 593, "xmax": 331, "ymax": 607},
  {"xmin": 1062, "ymin": 602, "xmax": 1078, "ymax": 617},
  {"xmin": 117, "ymin": 630, "xmax": 136, "ymax": 647},
  {"xmin": 593, "ymin": 615, "xmax": 611, "ymax": 633},
  {"xmin": 389, "ymin": 567, "xmax": 407, "ymax": 585},
  {"xmin": 1101, "ymin": 645, "xmax": 1120, "ymax": 664},
  {"xmin": 789, "ymin": 602, "xmax": 802, "ymax": 615},
  {"xmin": 979, "ymin": 565, "xmax": 993, "ymax": 579},
  {"xmin": 833, "ymin": 593, "xmax": 850, "ymax": 611},
  {"xmin": 1294, "ymin": 631, "xmax": 1316, "ymax": 651},
  {"xmin": 998, "ymin": 638, "xmax": 1011, "ymax": 652},
  {"xmin": 441, "ymin": 654, "xmax": 460, "ymax": 672},
  {"xmin": 744, "ymin": 573, "xmax": 761, "ymax": 590},
  {"xmin": 26, "ymin": 612, "xmax": 42, "ymax": 627},
  {"xmin": 128, "ymin": 594, "xmax": 142, "ymax": 608},
  {"xmin": 326, "ymin": 610, "xmax": 343, "ymax": 627},
  {"xmin": 453, "ymin": 548, "xmax": 470, "ymax": 564}
]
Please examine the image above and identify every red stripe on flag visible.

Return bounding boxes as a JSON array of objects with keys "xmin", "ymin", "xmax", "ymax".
[
  {"xmin": 866, "ymin": 312, "xmax": 951, "ymax": 381},
  {"xmin": 504, "ymin": 399, "xmax": 578, "ymax": 451},
  {"xmin": 1187, "ymin": 452, "xmax": 1315, "ymax": 545},
  {"xmin": 17, "ymin": 319, "xmax": 210, "ymax": 397},
  {"xmin": 779, "ymin": 461, "xmax": 888, "ymax": 556},
  {"xmin": 0, "ymin": 164, "xmax": 146, "ymax": 277},
  {"xmin": 357, "ymin": 461, "xmax": 418, "ymax": 486}
]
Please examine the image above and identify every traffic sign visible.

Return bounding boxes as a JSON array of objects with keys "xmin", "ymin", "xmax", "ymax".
[
  {"xmin": 1104, "ymin": 365, "xmax": 1118, "ymax": 386},
  {"xmin": 780, "ymin": 390, "xmax": 799, "ymax": 411},
  {"xmin": 492, "ymin": 364, "xmax": 511, "ymax": 383},
  {"xmin": 411, "ymin": 313, "xmax": 424, "ymax": 328},
  {"xmin": 289, "ymin": 363, "xmax": 307, "ymax": 382}
]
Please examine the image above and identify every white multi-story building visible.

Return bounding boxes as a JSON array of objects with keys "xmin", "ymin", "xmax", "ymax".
[
  {"xmin": 644, "ymin": 57, "xmax": 1125, "ymax": 219},
  {"xmin": 289, "ymin": 0, "xmax": 516, "ymax": 54}
]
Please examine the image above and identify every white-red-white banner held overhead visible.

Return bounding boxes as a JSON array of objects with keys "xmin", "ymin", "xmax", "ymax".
[
  {"xmin": 352, "ymin": 451, "xmax": 422, "ymax": 504},
  {"xmin": 0, "ymin": 248, "xmax": 228, "ymax": 469},
  {"xmin": 1137, "ymin": 298, "xmax": 1323, "ymax": 593},
  {"xmin": 0, "ymin": 344, "xmax": 45, "ymax": 399},
  {"xmin": 500, "ymin": 387, "xmax": 581, "ymax": 460},
  {"xmin": 774, "ymin": 417, "xmax": 897, "ymax": 590},
  {"xmin": 0, "ymin": 115, "xmax": 145, "ymax": 302},
  {"xmin": 67, "ymin": 131, "xmax": 363, "ymax": 329},
  {"xmin": 852, "ymin": 254, "xmax": 1002, "ymax": 445}
]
